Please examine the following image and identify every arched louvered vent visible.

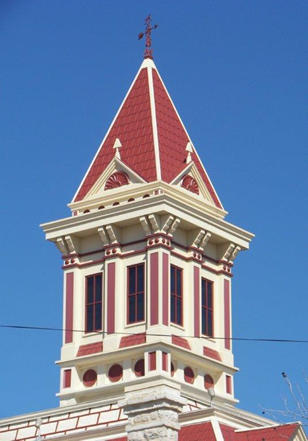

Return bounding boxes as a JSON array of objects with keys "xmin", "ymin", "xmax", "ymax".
[
  {"xmin": 104, "ymin": 171, "xmax": 129, "ymax": 190},
  {"xmin": 181, "ymin": 175, "xmax": 199, "ymax": 195}
]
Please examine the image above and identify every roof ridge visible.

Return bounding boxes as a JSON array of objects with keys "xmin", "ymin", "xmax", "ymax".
[
  {"xmin": 147, "ymin": 63, "xmax": 161, "ymax": 180},
  {"xmin": 235, "ymin": 422, "xmax": 300, "ymax": 433}
]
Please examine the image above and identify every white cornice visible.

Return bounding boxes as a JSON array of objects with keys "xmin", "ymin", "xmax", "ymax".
[{"xmin": 41, "ymin": 183, "xmax": 253, "ymax": 248}]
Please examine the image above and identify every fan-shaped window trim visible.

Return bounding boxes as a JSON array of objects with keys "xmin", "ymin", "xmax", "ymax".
[
  {"xmin": 181, "ymin": 174, "xmax": 199, "ymax": 195},
  {"xmin": 104, "ymin": 171, "xmax": 129, "ymax": 190}
]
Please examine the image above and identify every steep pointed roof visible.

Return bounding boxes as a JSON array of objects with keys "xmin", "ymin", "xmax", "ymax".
[{"xmin": 73, "ymin": 58, "xmax": 222, "ymax": 209}]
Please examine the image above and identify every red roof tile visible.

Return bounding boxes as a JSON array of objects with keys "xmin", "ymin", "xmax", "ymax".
[
  {"xmin": 180, "ymin": 421, "xmax": 216, "ymax": 441},
  {"xmin": 74, "ymin": 59, "xmax": 222, "ymax": 209},
  {"xmin": 74, "ymin": 68, "xmax": 156, "ymax": 201},
  {"xmin": 234, "ymin": 424, "xmax": 299, "ymax": 441}
]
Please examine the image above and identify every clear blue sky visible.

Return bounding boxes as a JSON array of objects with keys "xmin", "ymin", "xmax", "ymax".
[{"xmin": 0, "ymin": 0, "xmax": 307, "ymax": 421}]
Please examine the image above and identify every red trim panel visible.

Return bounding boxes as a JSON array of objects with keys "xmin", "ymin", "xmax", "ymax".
[
  {"xmin": 63, "ymin": 369, "xmax": 71, "ymax": 388},
  {"xmin": 194, "ymin": 266, "xmax": 200, "ymax": 337},
  {"xmin": 224, "ymin": 279, "xmax": 231, "ymax": 349},
  {"xmin": 162, "ymin": 252, "xmax": 169, "ymax": 326},
  {"xmin": 203, "ymin": 346, "xmax": 222, "ymax": 361},
  {"xmin": 107, "ymin": 262, "xmax": 116, "ymax": 334},
  {"xmin": 150, "ymin": 253, "xmax": 159, "ymax": 325},
  {"xmin": 77, "ymin": 342, "xmax": 103, "ymax": 357},
  {"xmin": 149, "ymin": 351, "xmax": 156, "ymax": 370},
  {"xmin": 172, "ymin": 334, "xmax": 191, "ymax": 350},
  {"xmin": 65, "ymin": 272, "xmax": 74, "ymax": 344},
  {"xmin": 119, "ymin": 332, "xmax": 146, "ymax": 348},
  {"xmin": 162, "ymin": 351, "xmax": 168, "ymax": 371},
  {"xmin": 226, "ymin": 375, "xmax": 232, "ymax": 394}
]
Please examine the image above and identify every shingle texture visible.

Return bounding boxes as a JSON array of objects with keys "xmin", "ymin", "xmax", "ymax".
[{"xmin": 74, "ymin": 61, "xmax": 222, "ymax": 208}]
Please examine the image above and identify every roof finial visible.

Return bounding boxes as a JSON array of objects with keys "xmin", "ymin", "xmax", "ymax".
[
  {"xmin": 185, "ymin": 142, "xmax": 193, "ymax": 164},
  {"xmin": 138, "ymin": 14, "xmax": 158, "ymax": 59},
  {"xmin": 113, "ymin": 138, "xmax": 122, "ymax": 159}
]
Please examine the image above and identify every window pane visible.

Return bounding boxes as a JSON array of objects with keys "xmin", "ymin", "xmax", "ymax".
[
  {"xmin": 207, "ymin": 311, "xmax": 213, "ymax": 336},
  {"xmin": 129, "ymin": 296, "xmax": 136, "ymax": 323},
  {"xmin": 207, "ymin": 283, "xmax": 212, "ymax": 307},
  {"xmin": 171, "ymin": 295, "xmax": 175, "ymax": 323},
  {"xmin": 177, "ymin": 298, "xmax": 182, "ymax": 324},
  {"xmin": 137, "ymin": 293, "xmax": 144, "ymax": 321},
  {"xmin": 87, "ymin": 277, "xmax": 94, "ymax": 303},
  {"xmin": 137, "ymin": 265, "xmax": 144, "ymax": 292},
  {"xmin": 86, "ymin": 305, "xmax": 93, "ymax": 332},
  {"xmin": 95, "ymin": 275, "xmax": 102, "ymax": 301},
  {"xmin": 95, "ymin": 303, "xmax": 102, "ymax": 330},
  {"xmin": 202, "ymin": 290, "xmax": 206, "ymax": 307},
  {"xmin": 202, "ymin": 309, "xmax": 206, "ymax": 334},
  {"xmin": 129, "ymin": 267, "xmax": 136, "ymax": 294},
  {"xmin": 176, "ymin": 270, "xmax": 181, "ymax": 296},
  {"xmin": 171, "ymin": 266, "xmax": 175, "ymax": 293}
]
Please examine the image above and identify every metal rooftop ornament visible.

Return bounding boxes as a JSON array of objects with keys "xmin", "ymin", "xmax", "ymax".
[{"xmin": 138, "ymin": 14, "xmax": 158, "ymax": 59}]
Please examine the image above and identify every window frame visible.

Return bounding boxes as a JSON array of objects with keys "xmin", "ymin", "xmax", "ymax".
[
  {"xmin": 170, "ymin": 264, "xmax": 183, "ymax": 326},
  {"xmin": 85, "ymin": 273, "xmax": 103, "ymax": 333},
  {"xmin": 201, "ymin": 277, "xmax": 214, "ymax": 337},
  {"xmin": 127, "ymin": 263, "xmax": 145, "ymax": 325}
]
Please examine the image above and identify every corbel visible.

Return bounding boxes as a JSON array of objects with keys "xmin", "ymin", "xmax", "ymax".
[
  {"xmin": 148, "ymin": 214, "xmax": 160, "ymax": 233},
  {"xmin": 230, "ymin": 246, "xmax": 241, "ymax": 261},
  {"xmin": 222, "ymin": 243, "xmax": 235, "ymax": 261},
  {"xmin": 200, "ymin": 232, "xmax": 211, "ymax": 250},
  {"xmin": 106, "ymin": 225, "xmax": 118, "ymax": 244},
  {"xmin": 161, "ymin": 215, "xmax": 174, "ymax": 234},
  {"xmin": 65, "ymin": 235, "xmax": 79, "ymax": 254},
  {"xmin": 168, "ymin": 218, "xmax": 180, "ymax": 236},
  {"xmin": 98, "ymin": 227, "xmax": 109, "ymax": 246},
  {"xmin": 55, "ymin": 237, "xmax": 68, "ymax": 255},
  {"xmin": 139, "ymin": 216, "xmax": 151, "ymax": 236},
  {"xmin": 192, "ymin": 229, "xmax": 206, "ymax": 248}
]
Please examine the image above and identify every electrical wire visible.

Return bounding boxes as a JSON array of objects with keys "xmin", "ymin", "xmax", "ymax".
[{"xmin": 0, "ymin": 324, "xmax": 307, "ymax": 343}]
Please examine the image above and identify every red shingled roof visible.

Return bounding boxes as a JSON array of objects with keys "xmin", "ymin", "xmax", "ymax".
[
  {"xmin": 73, "ymin": 58, "xmax": 222, "ymax": 208},
  {"xmin": 180, "ymin": 421, "xmax": 216, "ymax": 441},
  {"xmin": 234, "ymin": 423, "xmax": 300, "ymax": 441}
]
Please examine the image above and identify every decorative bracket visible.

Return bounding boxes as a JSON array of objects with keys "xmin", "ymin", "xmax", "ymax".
[
  {"xmin": 65, "ymin": 235, "xmax": 79, "ymax": 254},
  {"xmin": 168, "ymin": 218, "xmax": 180, "ymax": 236},
  {"xmin": 230, "ymin": 245, "xmax": 241, "ymax": 261},
  {"xmin": 98, "ymin": 227, "xmax": 109, "ymax": 246},
  {"xmin": 161, "ymin": 215, "xmax": 174, "ymax": 234},
  {"xmin": 148, "ymin": 214, "xmax": 160, "ymax": 233},
  {"xmin": 97, "ymin": 225, "xmax": 119, "ymax": 245},
  {"xmin": 139, "ymin": 216, "xmax": 151, "ymax": 236},
  {"xmin": 200, "ymin": 232, "xmax": 211, "ymax": 250},
  {"xmin": 192, "ymin": 229, "xmax": 206, "ymax": 248},
  {"xmin": 55, "ymin": 237, "xmax": 68, "ymax": 255},
  {"xmin": 221, "ymin": 243, "xmax": 235, "ymax": 261},
  {"xmin": 106, "ymin": 225, "xmax": 118, "ymax": 244}
]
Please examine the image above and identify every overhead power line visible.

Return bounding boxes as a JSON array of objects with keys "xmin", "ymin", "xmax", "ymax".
[{"xmin": 0, "ymin": 324, "xmax": 307, "ymax": 344}]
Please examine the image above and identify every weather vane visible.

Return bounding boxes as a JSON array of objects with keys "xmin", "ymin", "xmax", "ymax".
[{"xmin": 138, "ymin": 14, "xmax": 158, "ymax": 59}]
